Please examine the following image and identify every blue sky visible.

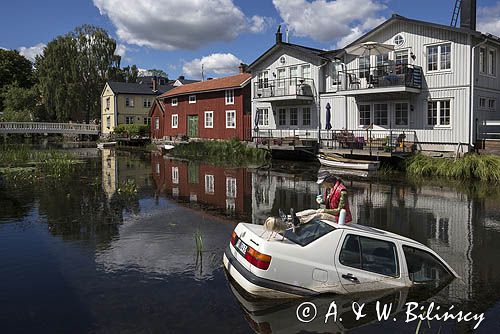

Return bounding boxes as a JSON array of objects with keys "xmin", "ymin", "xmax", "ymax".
[{"xmin": 1, "ymin": 0, "xmax": 500, "ymax": 79}]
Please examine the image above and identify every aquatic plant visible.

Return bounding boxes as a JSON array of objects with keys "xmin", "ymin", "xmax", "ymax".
[
  {"xmin": 406, "ymin": 154, "xmax": 500, "ymax": 183},
  {"xmin": 169, "ymin": 139, "xmax": 270, "ymax": 167}
]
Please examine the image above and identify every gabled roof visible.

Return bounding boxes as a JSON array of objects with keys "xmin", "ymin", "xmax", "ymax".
[
  {"xmin": 247, "ymin": 42, "xmax": 328, "ymax": 70},
  {"xmin": 343, "ymin": 14, "xmax": 500, "ymax": 50},
  {"xmin": 159, "ymin": 73, "xmax": 251, "ymax": 99},
  {"xmin": 107, "ymin": 81, "xmax": 175, "ymax": 95},
  {"xmin": 176, "ymin": 78, "xmax": 199, "ymax": 85}
]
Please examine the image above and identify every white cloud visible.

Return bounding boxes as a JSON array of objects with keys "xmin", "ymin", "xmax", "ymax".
[
  {"xmin": 249, "ymin": 15, "xmax": 275, "ymax": 33},
  {"xmin": 93, "ymin": 0, "xmax": 251, "ymax": 50},
  {"xmin": 273, "ymin": 0, "xmax": 386, "ymax": 46},
  {"xmin": 18, "ymin": 43, "xmax": 46, "ymax": 62},
  {"xmin": 115, "ymin": 43, "xmax": 127, "ymax": 57},
  {"xmin": 478, "ymin": 2, "xmax": 500, "ymax": 36},
  {"xmin": 182, "ymin": 53, "xmax": 243, "ymax": 79}
]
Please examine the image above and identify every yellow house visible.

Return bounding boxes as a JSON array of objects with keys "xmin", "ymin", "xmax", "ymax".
[{"xmin": 101, "ymin": 78, "xmax": 175, "ymax": 135}]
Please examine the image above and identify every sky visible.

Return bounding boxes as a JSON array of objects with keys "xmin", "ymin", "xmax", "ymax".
[{"xmin": 1, "ymin": 0, "xmax": 500, "ymax": 80}]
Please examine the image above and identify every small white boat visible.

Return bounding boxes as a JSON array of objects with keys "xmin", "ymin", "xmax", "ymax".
[
  {"xmin": 97, "ymin": 141, "xmax": 117, "ymax": 149},
  {"xmin": 318, "ymin": 154, "xmax": 380, "ymax": 171},
  {"xmin": 163, "ymin": 144, "xmax": 175, "ymax": 150}
]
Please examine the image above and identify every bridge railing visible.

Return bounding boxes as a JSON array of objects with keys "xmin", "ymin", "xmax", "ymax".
[{"xmin": 0, "ymin": 122, "xmax": 100, "ymax": 135}]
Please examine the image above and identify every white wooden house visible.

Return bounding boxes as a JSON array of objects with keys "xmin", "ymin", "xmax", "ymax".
[{"xmin": 250, "ymin": 0, "xmax": 500, "ymax": 152}]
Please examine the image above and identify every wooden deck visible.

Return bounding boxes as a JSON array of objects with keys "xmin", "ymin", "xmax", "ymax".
[
  {"xmin": 0, "ymin": 122, "xmax": 99, "ymax": 135},
  {"xmin": 320, "ymin": 148, "xmax": 412, "ymax": 158}
]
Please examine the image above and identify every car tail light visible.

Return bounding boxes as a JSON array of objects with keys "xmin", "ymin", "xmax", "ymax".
[
  {"xmin": 245, "ymin": 247, "xmax": 272, "ymax": 270},
  {"xmin": 230, "ymin": 231, "xmax": 237, "ymax": 246}
]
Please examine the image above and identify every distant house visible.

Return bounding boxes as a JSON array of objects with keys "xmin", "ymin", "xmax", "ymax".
[{"xmin": 150, "ymin": 70, "xmax": 252, "ymax": 141}]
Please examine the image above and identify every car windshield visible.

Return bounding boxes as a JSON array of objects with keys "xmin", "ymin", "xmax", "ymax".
[{"xmin": 282, "ymin": 220, "xmax": 335, "ymax": 246}]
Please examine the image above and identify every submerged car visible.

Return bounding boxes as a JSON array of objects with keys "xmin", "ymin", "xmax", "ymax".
[{"xmin": 223, "ymin": 218, "xmax": 458, "ymax": 298}]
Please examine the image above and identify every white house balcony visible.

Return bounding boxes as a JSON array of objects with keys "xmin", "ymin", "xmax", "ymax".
[
  {"xmin": 336, "ymin": 64, "xmax": 423, "ymax": 96},
  {"xmin": 253, "ymin": 78, "xmax": 315, "ymax": 102}
]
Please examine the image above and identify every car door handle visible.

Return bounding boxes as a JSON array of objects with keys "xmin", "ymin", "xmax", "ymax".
[{"xmin": 342, "ymin": 273, "xmax": 359, "ymax": 283}]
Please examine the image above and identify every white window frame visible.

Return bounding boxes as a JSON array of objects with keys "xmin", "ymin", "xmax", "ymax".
[
  {"xmin": 226, "ymin": 177, "xmax": 237, "ymax": 198},
  {"xmin": 226, "ymin": 110, "xmax": 236, "ymax": 129},
  {"xmin": 257, "ymin": 71, "xmax": 269, "ymax": 89},
  {"xmin": 125, "ymin": 116, "xmax": 134, "ymax": 124},
  {"xmin": 189, "ymin": 95, "xmax": 196, "ymax": 104},
  {"xmin": 106, "ymin": 116, "xmax": 111, "ymax": 129},
  {"xmin": 171, "ymin": 98, "xmax": 178, "ymax": 106},
  {"xmin": 143, "ymin": 117, "xmax": 151, "ymax": 125},
  {"xmin": 358, "ymin": 103, "xmax": 371, "ymax": 127},
  {"xmin": 278, "ymin": 108, "xmax": 287, "ymax": 126},
  {"xmin": 394, "ymin": 102, "xmax": 409, "ymax": 127},
  {"xmin": 427, "ymin": 99, "xmax": 451, "ymax": 128},
  {"xmin": 479, "ymin": 47, "xmax": 487, "ymax": 74},
  {"xmin": 225, "ymin": 89, "xmax": 235, "ymax": 105},
  {"xmin": 154, "ymin": 117, "xmax": 160, "ymax": 130},
  {"xmin": 488, "ymin": 98, "xmax": 497, "ymax": 111},
  {"xmin": 106, "ymin": 97, "xmax": 110, "ymax": 109},
  {"xmin": 143, "ymin": 98, "xmax": 151, "ymax": 108},
  {"xmin": 205, "ymin": 174, "xmax": 215, "ymax": 194},
  {"xmin": 258, "ymin": 108, "xmax": 269, "ymax": 127},
  {"xmin": 204, "ymin": 111, "xmax": 213, "ymax": 128},
  {"xmin": 426, "ymin": 43, "xmax": 452, "ymax": 73},
  {"xmin": 172, "ymin": 167, "xmax": 179, "ymax": 184},
  {"xmin": 289, "ymin": 107, "xmax": 298, "ymax": 126},
  {"xmin": 302, "ymin": 107, "xmax": 311, "ymax": 126},
  {"xmin": 301, "ymin": 64, "xmax": 311, "ymax": 79},
  {"xmin": 373, "ymin": 103, "xmax": 388, "ymax": 126},
  {"xmin": 125, "ymin": 97, "xmax": 134, "ymax": 108},
  {"xmin": 171, "ymin": 114, "xmax": 178, "ymax": 128}
]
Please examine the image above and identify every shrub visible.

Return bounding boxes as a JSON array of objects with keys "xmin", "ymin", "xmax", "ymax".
[{"xmin": 113, "ymin": 124, "xmax": 150, "ymax": 137}]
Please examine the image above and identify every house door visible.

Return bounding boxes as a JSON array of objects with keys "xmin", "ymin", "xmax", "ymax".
[{"xmin": 188, "ymin": 115, "xmax": 198, "ymax": 138}]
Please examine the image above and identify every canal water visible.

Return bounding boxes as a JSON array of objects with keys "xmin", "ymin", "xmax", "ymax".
[{"xmin": 1, "ymin": 148, "xmax": 500, "ymax": 333}]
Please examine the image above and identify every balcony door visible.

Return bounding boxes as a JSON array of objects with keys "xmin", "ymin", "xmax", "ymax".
[{"xmin": 188, "ymin": 115, "xmax": 198, "ymax": 138}]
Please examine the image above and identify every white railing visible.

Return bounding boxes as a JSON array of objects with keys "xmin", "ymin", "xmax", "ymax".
[{"xmin": 0, "ymin": 122, "xmax": 100, "ymax": 135}]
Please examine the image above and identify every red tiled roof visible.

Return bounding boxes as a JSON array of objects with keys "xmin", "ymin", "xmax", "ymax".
[{"xmin": 159, "ymin": 73, "xmax": 251, "ymax": 98}]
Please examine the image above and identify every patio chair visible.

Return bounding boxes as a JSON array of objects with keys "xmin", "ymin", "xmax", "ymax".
[{"xmin": 348, "ymin": 73, "xmax": 361, "ymax": 90}]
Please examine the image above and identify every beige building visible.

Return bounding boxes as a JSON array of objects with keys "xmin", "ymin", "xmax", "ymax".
[{"xmin": 101, "ymin": 77, "xmax": 175, "ymax": 135}]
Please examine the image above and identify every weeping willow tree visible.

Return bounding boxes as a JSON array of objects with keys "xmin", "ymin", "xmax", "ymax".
[{"xmin": 36, "ymin": 25, "xmax": 119, "ymax": 122}]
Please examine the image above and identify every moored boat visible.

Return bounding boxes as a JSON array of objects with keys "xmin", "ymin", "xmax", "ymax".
[{"xmin": 317, "ymin": 154, "xmax": 380, "ymax": 171}]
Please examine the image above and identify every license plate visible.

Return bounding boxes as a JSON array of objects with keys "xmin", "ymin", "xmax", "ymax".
[{"xmin": 235, "ymin": 239, "xmax": 248, "ymax": 255}]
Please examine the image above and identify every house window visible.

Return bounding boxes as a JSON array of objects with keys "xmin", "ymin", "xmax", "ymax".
[
  {"xmin": 302, "ymin": 107, "xmax": 311, "ymax": 126},
  {"xmin": 225, "ymin": 89, "xmax": 234, "ymax": 105},
  {"xmin": 106, "ymin": 97, "xmax": 110, "ymax": 109},
  {"xmin": 332, "ymin": 60, "xmax": 342, "ymax": 84},
  {"xmin": 427, "ymin": 100, "xmax": 451, "ymax": 126},
  {"xmin": 204, "ymin": 111, "xmax": 213, "ymax": 128},
  {"xmin": 125, "ymin": 97, "xmax": 134, "ymax": 107},
  {"xmin": 226, "ymin": 110, "xmax": 236, "ymax": 128},
  {"xmin": 376, "ymin": 53, "xmax": 389, "ymax": 76},
  {"xmin": 488, "ymin": 50, "xmax": 496, "ymax": 76},
  {"xmin": 488, "ymin": 99, "xmax": 496, "ymax": 111},
  {"xmin": 427, "ymin": 43, "xmax": 451, "ymax": 72},
  {"xmin": 205, "ymin": 174, "xmax": 214, "ymax": 194},
  {"xmin": 171, "ymin": 114, "xmax": 178, "ymax": 128},
  {"xmin": 155, "ymin": 162, "xmax": 161, "ymax": 175},
  {"xmin": 479, "ymin": 97, "xmax": 487, "ymax": 109},
  {"xmin": 394, "ymin": 34, "xmax": 405, "ymax": 46},
  {"xmin": 258, "ymin": 71, "xmax": 268, "ymax": 89},
  {"xmin": 189, "ymin": 95, "xmax": 196, "ymax": 104},
  {"xmin": 374, "ymin": 103, "xmax": 388, "ymax": 126},
  {"xmin": 395, "ymin": 50, "xmax": 408, "ymax": 74},
  {"xmin": 359, "ymin": 56, "xmax": 370, "ymax": 79},
  {"xmin": 359, "ymin": 104, "xmax": 371, "ymax": 126},
  {"xmin": 171, "ymin": 98, "xmax": 178, "ymax": 106},
  {"xmin": 143, "ymin": 98, "xmax": 151, "ymax": 108},
  {"xmin": 278, "ymin": 108, "xmax": 286, "ymax": 126},
  {"xmin": 172, "ymin": 167, "xmax": 179, "ymax": 184},
  {"xmin": 106, "ymin": 116, "xmax": 111, "ymax": 129},
  {"xmin": 301, "ymin": 65, "xmax": 311, "ymax": 79},
  {"xmin": 395, "ymin": 102, "xmax": 409, "ymax": 126},
  {"xmin": 143, "ymin": 117, "xmax": 151, "ymax": 125},
  {"xmin": 125, "ymin": 116, "xmax": 134, "ymax": 124},
  {"xmin": 258, "ymin": 108, "xmax": 269, "ymax": 126},
  {"xmin": 154, "ymin": 117, "xmax": 160, "ymax": 130},
  {"xmin": 289, "ymin": 66, "xmax": 298, "ymax": 85},
  {"xmin": 480, "ymin": 47, "xmax": 487, "ymax": 73},
  {"xmin": 290, "ymin": 108, "xmax": 298, "ymax": 125},
  {"xmin": 277, "ymin": 68, "xmax": 286, "ymax": 88},
  {"xmin": 226, "ymin": 177, "xmax": 237, "ymax": 198}
]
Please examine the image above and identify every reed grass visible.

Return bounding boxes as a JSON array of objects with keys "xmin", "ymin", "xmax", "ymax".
[
  {"xmin": 169, "ymin": 139, "xmax": 270, "ymax": 166},
  {"xmin": 406, "ymin": 154, "xmax": 500, "ymax": 183}
]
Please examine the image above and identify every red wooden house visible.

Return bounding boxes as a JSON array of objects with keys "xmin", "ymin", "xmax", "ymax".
[{"xmin": 149, "ymin": 72, "xmax": 252, "ymax": 141}]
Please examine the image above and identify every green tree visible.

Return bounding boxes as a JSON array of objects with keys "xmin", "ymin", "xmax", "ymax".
[
  {"xmin": 36, "ymin": 25, "xmax": 117, "ymax": 122},
  {"xmin": 145, "ymin": 68, "xmax": 168, "ymax": 79},
  {"xmin": 108, "ymin": 64, "xmax": 139, "ymax": 83},
  {"xmin": 1, "ymin": 84, "xmax": 45, "ymax": 121},
  {"xmin": 0, "ymin": 49, "xmax": 34, "ymax": 111}
]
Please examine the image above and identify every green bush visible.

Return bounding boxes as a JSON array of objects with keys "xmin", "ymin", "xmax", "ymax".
[{"xmin": 113, "ymin": 124, "xmax": 150, "ymax": 137}]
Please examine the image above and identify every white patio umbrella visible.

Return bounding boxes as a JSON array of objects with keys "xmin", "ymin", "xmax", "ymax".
[{"xmin": 345, "ymin": 41, "xmax": 394, "ymax": 57}]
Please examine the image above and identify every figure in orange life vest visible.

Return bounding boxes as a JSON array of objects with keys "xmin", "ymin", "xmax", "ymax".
[{"xmin": 315, "ymin": 172, "xmax": 352, "ymax": 223}]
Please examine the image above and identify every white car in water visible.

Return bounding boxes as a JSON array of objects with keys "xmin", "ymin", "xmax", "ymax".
[{"xmin": 223, "ymin": 218, "xmax": 457, "ymax": 298}]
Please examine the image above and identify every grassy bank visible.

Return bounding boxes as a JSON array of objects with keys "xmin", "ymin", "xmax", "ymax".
[
  {"xmin": 169, "ymin": 139, "xmax": 270, "ymax": 167},
  {"xmin": 0, "ymin": 146, "xmax": 83, "ymax": 180},
  {"xmin": 406, "ymin": 154, "xmax": 500, "ymax": 183}
]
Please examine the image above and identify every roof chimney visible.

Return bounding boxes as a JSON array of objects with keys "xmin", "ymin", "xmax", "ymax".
[
  {"xmin": 460, "ymin": 0, "xmax": 477, "ymax": 31},
  {"xmin": 238, "ymin": 63, "xmax": 248, "ymax": 73},
  {"xmin": 275, "ymin": 25, "xmax": 282, "ymax": 44},
  {"xmin": 152, "ymin": 76, "xmax": 158, "ymax": 92},
  {"xmin": 178, "ymin": 75, "xmax": 185, "ymax": 81}
]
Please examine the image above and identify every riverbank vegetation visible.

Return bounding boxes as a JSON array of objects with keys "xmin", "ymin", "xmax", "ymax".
[
  {"xmin": 405, "ymin": 154, "xmax": 500, "ymax": 183},
  {"xmin": 0, "ymin": 146, "xmax": 83, "ymax": 180},
  {"xmin": 169, "ymin": 139, "xmax": 270, "ymax": 167}
]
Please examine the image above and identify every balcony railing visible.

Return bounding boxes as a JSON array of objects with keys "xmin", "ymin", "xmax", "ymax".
[
  {"xmin": 254, "ymin": 78, "xmax": 315, "ymax": 99},
  {"xmin": 336, "ymin": 64, "xmax": 422, "ymax": 91}
]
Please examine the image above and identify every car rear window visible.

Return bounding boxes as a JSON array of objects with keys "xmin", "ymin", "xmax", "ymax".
[{"xmin": 281, "ymin": 220, "xmax": 335, "ymax": 246}]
